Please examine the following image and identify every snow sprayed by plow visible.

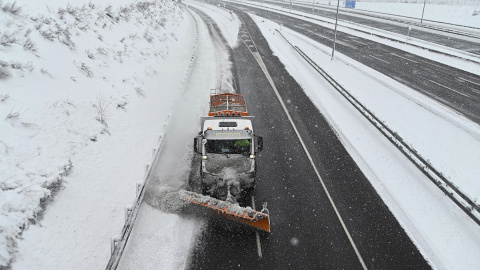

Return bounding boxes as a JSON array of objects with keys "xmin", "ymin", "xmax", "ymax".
[{"xmin": 143, "ymin": 177, "xmax": 188, "ymax": 214}]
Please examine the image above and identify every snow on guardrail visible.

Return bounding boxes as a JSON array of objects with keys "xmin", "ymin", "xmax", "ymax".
[
  {"xmin": 105, "ymin": 6, "xmax": 200, "ymax": 270},
  {"xmin": 275, "ymin": 29, "xmax": 480, "ymax": 227}
]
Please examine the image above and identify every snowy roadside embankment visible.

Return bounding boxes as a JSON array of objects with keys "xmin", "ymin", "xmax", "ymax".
[
  {"xmin": 251, "ymin": 14, "xmax": 480, "ymax": 269},
  {"xmin": 0, "ymin": 0, "xmax": 188, "ymax": 268}
]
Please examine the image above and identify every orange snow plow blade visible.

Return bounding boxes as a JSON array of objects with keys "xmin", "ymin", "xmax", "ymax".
[{"xmin": 179, "ymin": 190, "xmax": 271, "ymax": 233}]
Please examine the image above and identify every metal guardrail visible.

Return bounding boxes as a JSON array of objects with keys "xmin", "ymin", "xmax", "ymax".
[
  {"xmin": 105, "ymin": 6, "xmax": 200, "ymax": 269},
  {"xmin": 276, "ymin": 29, "xmax": 480, "ymax": 227}
]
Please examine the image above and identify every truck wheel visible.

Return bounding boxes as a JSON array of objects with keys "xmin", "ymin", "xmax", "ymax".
[{"xmin": 201, "ymin": 181, "xmax": 208, "ymax": 196}]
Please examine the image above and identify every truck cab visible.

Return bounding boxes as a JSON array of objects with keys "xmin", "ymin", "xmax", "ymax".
[{"xmin": 193, "ymin": 94, "xmax": 263, "ymax": 202}]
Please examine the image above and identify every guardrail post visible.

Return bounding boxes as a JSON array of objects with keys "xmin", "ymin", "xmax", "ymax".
[
  {"xmin": 110, "ymin": 235, "xmax": 121, "ymax": 255},
  {"xmin": 145, "ymin": 162, "xmax": 151, "ymax": 174},
  {"xmin": 136, "ymin": 182, "xmax": 143, "ymax": 196},
  {"xmin": 124, "ymin": 204, "xmax": 133, "ymax": 222}
]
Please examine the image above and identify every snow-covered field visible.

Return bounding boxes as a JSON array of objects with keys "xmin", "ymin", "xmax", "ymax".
[
  {"xmin": 0, "ymin": 0, "xmax": 190, "ymax": 268},
  {"xmin": 2, "ymin": 0, "xmax": 480, "ymax": 269}
]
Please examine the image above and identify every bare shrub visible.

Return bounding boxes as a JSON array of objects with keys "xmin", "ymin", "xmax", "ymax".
[
  {"xmin": 39, "ymin": 29, "xmax": 56, "ymax": 41},
  {"xmin": 118, "ymin": 6, "xmax": 131, "ymax": 21},
  {"xmin": 5, "ymin": 107, "xmax": 23, "ymax": 121},
  {"xmin": 58, "ymin": 28, "xmax": 75, "ymax": 50},
  {"xmin": 0, "ymin": 94, "xmax": 10, "ymax": 102},
  {"xmin": 10, "ymin": 62, "xmax": 22, "ymax": 69},
  {"xmin": 21, "ymin": 121, "xmax": 38, "ymax": 128},
  {"xmin": 114, "ymin": 51, "xmax": 123, "ymax": 63},
  {"xmin": 96, "ymin": 47, "xmax": 108, "ymax": 56},
  {"xmin": 41, "ymin": 17, "xmax": 51, "ymax": 25},
  {"xmin": 143, "ymin": 29, "xmax": 153, "ymax": 43},
  {"xmin": 78, "ymin": 62, "xmax": 93, "ymax": 78},
  {"xmin": 94, "ymin": 94, "xmax": 110, "ymax": 127},
  {"xmin": 105, "ymin": 5, "xmax": 113, "ymax": 13},
  {"xmin": 57, "ymin": 7, "xmax": 66, "ymax": 19},
  {"xmin": 1, "ymin": 32, "xmax": 17, "ymax": 47},
  {"xmin": 86, "ymin": 50, "xmax": 94, "ymax": 59},
  {"xmin": 5, "ymin": 111, "xmax": 19, "ymax": 120},
  {"xmin": 78, "ymin": 23, "xmax": 89, "ymax": 31},
  {"xmin": 0, "ymin": 66, "xmax": 11, "ymax": 79},
  {"xmin": 23, "ymin": 38, "xmax": 38, "ymax": 53},
  {"xmin": 66, "ymin": 4, "xmax": 78, "ymax": 16},
  {"xmin": 1, "ymin": 1, "xmax": 22, "ymax": 15},
  {"xmin": 24, "ymin": 28, "xmax": 32, "ymax": 37},
  {"xmin": 96, "ymin": 10, "xmax": 105, "ymax": 21},
  {"xmin": 135, "ymin": 87, "xmax": 145, "ymax": 97},
  {"xmin": 116, "ymin": 101, "xmax": 127, "ymax": 111},
  {"xmin": 40, "ymin": 67, "xmax": 53, "ymax": 78},
  {"xmin": 24, "ymin": 62, "xmax": 34, "ymax": 72}
]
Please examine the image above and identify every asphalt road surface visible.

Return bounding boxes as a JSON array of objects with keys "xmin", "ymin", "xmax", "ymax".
[
  {"xmin": 186, "ymin": 8, "xmax": 430, "ymax": 270},
  {"xmin": 213, "ymin": 1, "xmax": 480, "ymax": 126}
]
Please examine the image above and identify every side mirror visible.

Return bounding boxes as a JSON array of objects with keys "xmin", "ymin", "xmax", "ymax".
[
  {"xmin": 255, "ymin": 136, "xmax": 263, "ymax": 153},
  {"xmin": 194, "ymin": 136, "xmax": 203, "ymax": 154}
]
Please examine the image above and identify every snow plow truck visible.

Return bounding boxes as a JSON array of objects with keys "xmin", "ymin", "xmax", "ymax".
[{"xmin": 179, "ymin": 93, "xmax": 270, "ymax": 233}]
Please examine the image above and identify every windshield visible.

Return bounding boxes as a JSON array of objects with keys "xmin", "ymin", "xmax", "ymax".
[{"xmin": 205, "ymin": 139, "xmax": 251, "ymax": 154}]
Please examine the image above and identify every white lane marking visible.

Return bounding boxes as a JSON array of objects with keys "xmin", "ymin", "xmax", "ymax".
[
  {"xmin": 251, "ymin": 51, "xmax": 368, "ymax": 270},
  {"xmin": 369, "ymin": 54, "xmax": 390, "ymax": 65},
  {"xmin": 392, "ymin": 53, "xmax": 418, "ymax": 64},
  {"xmin": 429, "ymin": 62, "xmax": 451, "ymax": 72},
  {"xmin": 457, "ymin": 76, "xmax": 480, "ymax": 88},
  {"xmin": 251, "ymin": 196, "xmax": 263, "ymax": 259},
  {"xmin": 350, "ymin": 39, "xmax": 367, "ymax": 46},
  {"xmin": 336, "ymin": 39, "xmax": 357, "ymax": 50},
  {"xmin": 428, "ymin": 79, "xmax": 471, "ymax": 98}
]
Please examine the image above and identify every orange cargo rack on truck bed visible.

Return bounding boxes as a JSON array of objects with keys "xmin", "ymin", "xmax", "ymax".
[{"xmin": 209, "ymin": 93, "xmax": 249, "ymax": 117}]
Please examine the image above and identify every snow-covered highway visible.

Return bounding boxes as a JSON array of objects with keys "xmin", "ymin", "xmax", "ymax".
[{"xmin": 2, "ymin": 0, "xmax": 480, "ymax": 269}]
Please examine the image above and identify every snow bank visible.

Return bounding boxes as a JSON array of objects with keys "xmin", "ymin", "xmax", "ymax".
[
  {"xmin": 187, "ymin": 1, "xmax": 240, "ymax": 91},
  {"xmin": 0, "ymin": 0, "xmax": 187, "ymax": 267}
]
